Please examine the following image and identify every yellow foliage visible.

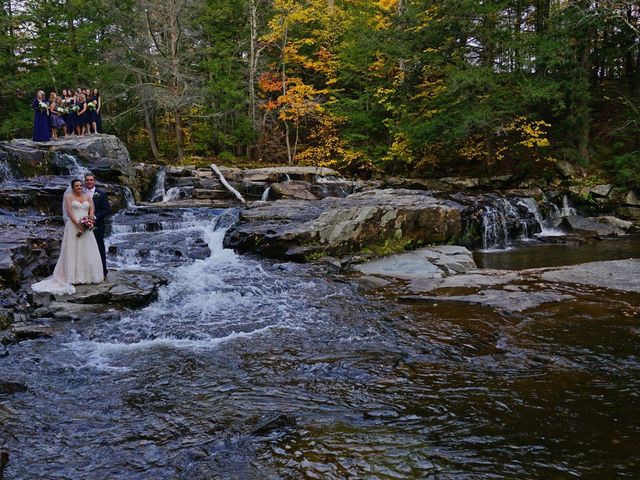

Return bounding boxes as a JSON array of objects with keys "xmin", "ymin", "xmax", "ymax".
[{"xmin": 382, "ymin": 132, "xmax": 413, "ymax": 164}]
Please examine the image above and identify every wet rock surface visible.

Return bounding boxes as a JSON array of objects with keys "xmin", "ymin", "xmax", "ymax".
[
  {"xmin": 354, "ymin": 250, "xmax": 639, "ymax": 312},
  {"xmin": 29, "ymin": 270, "xmax": 167, "ymax": 318},
  {"xmin": 225, "ymin": 189, "xmax": 464, "ymax": 259},
  {"xmin": 0, "ymin": 135, "xmax": 134, "ymax": 183}
]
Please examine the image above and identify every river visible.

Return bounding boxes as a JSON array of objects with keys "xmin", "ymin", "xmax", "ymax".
[{"xmin": 1, "ymin": 207, "xmax": 639, "ymax": 479}]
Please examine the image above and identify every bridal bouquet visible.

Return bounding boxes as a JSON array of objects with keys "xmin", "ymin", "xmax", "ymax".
[
  {"xmin": 87, "ymin": 101, "xmax": 96, "ymax": 110},
  {"xmin": 38, "ymin": 102, "xmax": 48, "ymax": 111},
  {"xmin": 76, "ymin": 216, "xmax": 95, "ymax": 237},
  {"xmin": 72, "ymin": 105, "xmax": 80, "ymax": 112},
  {"xmin": 57, "ymin": 107, "xmax": 68, "ymax": 114}
]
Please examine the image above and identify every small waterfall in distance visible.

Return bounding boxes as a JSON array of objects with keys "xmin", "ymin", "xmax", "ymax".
[
  {"xmin": 123, "ymin": 187, "xmax": 136, "ymax": 209},
  {"xmin": 0, "ymin": 157, "xmax": 13, "ymax": 183},
  {"xmin": 261, "ymin": 187, "xmax": 271, "ymax": 201},
  {"xmin": 149, "ymin": 168, "xmax": 166, "ymax": 202}
]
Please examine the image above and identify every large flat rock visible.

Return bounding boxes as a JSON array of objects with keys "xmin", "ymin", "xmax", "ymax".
[
  {"xmin": 535, "ymin": 258, "xmax": 640, "ymax": 293},
  {"xmin": 224, "ymin": 189, "xmax": 464, "ymax": 259},
  {"xmin": 30, "ymin": 270, "xmax": 168, "ymax": 318}
]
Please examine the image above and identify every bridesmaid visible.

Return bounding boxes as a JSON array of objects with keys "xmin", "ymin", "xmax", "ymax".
[
  {"xmin": 32, "ymin": 90, "xmax": 50, "ymax": 142},
  {"xmin": 49, "ymin": 97, "xmax": 62, "ymax": 139},
  {"xmin": 92, "ymin": 88, "xmax": 102, "ymax": 133},
  {"xmin": 66, "ymin": 89, "xmax": 77, "ymax": 135},
  {"xmin": 76, "ymin": 93, "xmax": 87, "ymax": 136}
]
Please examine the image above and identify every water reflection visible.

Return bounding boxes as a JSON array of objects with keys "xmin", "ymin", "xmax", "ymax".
[{"xmin": 475, "ymin": 235, "xmax": 640, "ymax": 270}]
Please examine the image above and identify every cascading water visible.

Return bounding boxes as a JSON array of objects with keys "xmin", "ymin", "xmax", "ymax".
[
  {"xmin": 0, "ymin": 157, "xmax": 13, "ymax": 183},
  {"xmin": 561, "ymin": 194, "xmax": 577, "ymax": 217},
  {"xmin": 122, "ymin": 187, "xmax": 136, "ymax": 209},
  {"xmin": 480, "ymin": 197, "xmax": 537, "ymax": 250},
  {"xmin": 149, "ymin": 168, "xmax": 166, "ymax": 202},
  {"xmin": 261, "ymin": 186, "xmax": 271, "ymax": 201},
  {"xmin": 162, "ymin": 186, "xmax": 181, "ymax": 202},
  {"xmin": 517, "ymin": 197, "xmax": 564, "ymax": 237},
  {"xmin": 55, "ymin": 153, "xmax": 90, "ymax": 178}
]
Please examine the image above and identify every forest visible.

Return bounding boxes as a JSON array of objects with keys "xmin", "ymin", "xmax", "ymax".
[{"xmin": 1, "ymin": 0, "xmax": 639, "ymax": 183}]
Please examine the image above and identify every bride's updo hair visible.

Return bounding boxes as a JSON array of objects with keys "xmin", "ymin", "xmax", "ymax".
[{"xmin": 71, "ymin": 178, "xmax": 82, "ymax": 187}]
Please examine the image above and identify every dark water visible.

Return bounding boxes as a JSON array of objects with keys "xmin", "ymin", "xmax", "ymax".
[
  {"xmin": 475, "ymin": 235, "xmax": 640, "ymax": 270},
  {"xmin": 1, "ymin": 209, "xmax": 639, "ymax": 479}
]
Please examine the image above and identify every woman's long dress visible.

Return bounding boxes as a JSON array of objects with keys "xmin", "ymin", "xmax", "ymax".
[
  {"xmin": 77, "ymin": 101, "xmax": 88, "ymax": 127},
  {"xmin": 32, "ymin": 99, "xmax": 50, "ymax": 142},
  {"xmin": 87, "ymin": 96, "xmax": 97, "ymax": 125},
  {"xmin": 95, "ymin": 96, "xmax": 102, "ymax": 133},
  {"xmin": 66, "ymin": 99, "xmax": 76, "ymax": 134},
  {"xmin": 32, "ymin": 200, "xmax": 104, "ymax": 295}
]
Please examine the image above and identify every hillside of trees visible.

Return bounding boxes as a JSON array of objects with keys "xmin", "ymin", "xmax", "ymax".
[{"xmin": 1, "ymin": 1, "xmax": 639, "ymax": 184}]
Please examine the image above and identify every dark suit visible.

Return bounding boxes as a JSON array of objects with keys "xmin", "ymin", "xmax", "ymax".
[{"xmin": 92, "ymin": 188, "xmax": 112, "ymax": 276}]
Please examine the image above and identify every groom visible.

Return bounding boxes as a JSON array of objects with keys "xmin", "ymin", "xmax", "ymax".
[{"xmin": 84, "ymin": 173, "xmax": 111, "ymax": 278}]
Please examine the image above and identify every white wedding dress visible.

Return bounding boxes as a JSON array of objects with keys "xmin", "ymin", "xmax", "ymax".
[{"xmin": 32, "ymin": 200, "xmax": 104, "ymax": 295}]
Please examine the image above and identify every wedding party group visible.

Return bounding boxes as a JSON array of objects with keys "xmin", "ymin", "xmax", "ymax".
[
  {"xmin": 32, "ymin": 88, "xmax": 102, "ymax": 142},
  {"xmin": 32, "ymin": 173, "xmax": 112, "ymax": 295}
]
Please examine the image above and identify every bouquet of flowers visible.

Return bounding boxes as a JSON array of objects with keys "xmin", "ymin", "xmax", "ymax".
[
  {"xmin": 56, "ymin": 107, "xmax": 67, "ymax": 114},
  {"xmin": 38, "ymin": 101, "xmax": 48, "ymax": 111},
  {"xmin": 72, "ymin": 105, "xmax": 80, "ymax": 112},
  {"xmin": 76, "ymin": 216, "xmax": 95, "ymax": 237},
  {"xmin": 87, "ymin": 101, "xmax": 96, "ymax": 110}
]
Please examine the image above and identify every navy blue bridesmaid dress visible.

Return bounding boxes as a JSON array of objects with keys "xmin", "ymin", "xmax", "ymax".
[
  {"xmin": 87, "ymin": 96, "xmax": 97, "ymax": 126},
  {"xmin": 76, "ymin": 101, "xmax": 86, "ymax": 130},
  {"xmin": 32, "ymin": 98, "xmax": 50, "ymax": 142},
  {"xmin": 95, "ymin": 96, "xmax": 103, "ymax": 133},
  {"xmin": 67, "ymin": 98, "xmax": 77, "ymax": 134}
]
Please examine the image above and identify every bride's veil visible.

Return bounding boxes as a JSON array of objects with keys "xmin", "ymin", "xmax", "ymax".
[{"xmin": 61, "ymin": 185, "xmax": 72, "ymax": 224}]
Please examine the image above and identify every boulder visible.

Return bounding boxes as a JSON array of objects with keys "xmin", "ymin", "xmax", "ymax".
[
  {"xmin": 590, "ymin": 184, "xmax": 613, "ymax": 198},
  {"xmin": 589, "ymin": 216, "xmax": 633, "ymax": 232},
  {"xmin": 439, "ymin": 177, "xmax": 480, "ymax": 189},
  {"xmin": 29, "ymin": 270, "xmax": 167, "ymax": 313},
  {"xmin": 624, "ymin": 190, "xmax": 640, "ymax": 207},
  {"xmin": 225, "ymin": 189, "xmax": 464, "ymax": 260},
  {"xmin": 555, "ymin": 159, "xmax": 580, "ymax": 179},
  {"xmin": 239, "ymin": 166, "xmax": 340, "ymax": 183},
  {"xmin": 0, "ymin": 135, "xmax": 135, "ymax": 184},
  {"xmin": 353, "ymin": 245, "xmax": 476, "ymax": 279},
  {"xmin": 269, "ymin": 179, "xmax": 351, "ymax": 201},
  {"xmin": 559, "ymin": 215, "xmax": 625, "ymax": 236}
]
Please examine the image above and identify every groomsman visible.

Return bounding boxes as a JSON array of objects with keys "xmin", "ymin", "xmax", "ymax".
[{"xmin": 84, "ymin": 173, "xmax": 111, "ymax": 277}]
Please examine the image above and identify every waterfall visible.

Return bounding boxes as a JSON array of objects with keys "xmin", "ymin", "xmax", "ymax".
[
  {"xmin": 123, "ymin": 187, "xmax": 136, "ymax": 209},
  {"xmin": 480, "ymin": 197, "xmax": 540, "ymax": 250},
  {"xmin": 561, "ymin": 195, "xmax": 576, "ymax": 217},
  {"xmin": 162, "ymin": 187, "xmax": 181, "ymax": 202},
  {"xmin": 261, "ymin": 187, "xmax": 271, "ymax": 202},
  {"xmin": 149, "ymin": 168, "xmax": 166, "ymax": 202},
  {"xmin": 283, "ymin": 173, "xmax": 291, "ymax": 181},
  {"xmin": 0, "ymin": 158, "xmax": 13, "ymax": 183},
  {"xmin": 56, "ymin": 153, "xmax": 90, "ymax": 178},
  {"xmin": 517, "ymin": 197, "xmax": 564, "ymax": 237}
]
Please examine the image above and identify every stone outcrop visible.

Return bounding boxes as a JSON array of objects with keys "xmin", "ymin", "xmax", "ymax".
[
  {"xmin": 559, "ymin": 215, "xmax": 628, "ymax": 236},
  {"xmin": 0, "ymin": 135, "xmax": 135, "ymax": 184},
  {"xmin": 224, "ymin": 189, "xmax": 464, "ymax": 260},
  {"xmin": 29, "ymin": 270, "xmax": 167, "ymax": 320}
]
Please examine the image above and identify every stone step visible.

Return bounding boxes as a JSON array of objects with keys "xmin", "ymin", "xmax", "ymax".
[{"xmin": 192, "ymin": 189, "xmax": 235, "ymax": 200}]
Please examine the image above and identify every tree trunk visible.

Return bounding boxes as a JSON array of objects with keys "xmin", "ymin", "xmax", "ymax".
[
  {"xmin": 535, "ymin": 0, "xmax": 550, "ymax": 76},
  {"xmin": 575, "ymin": 13, "xmax": 592, "ymax": 163},
  {"xmin": 143, "ymin": 103, "xmax": 161, "ymax": 162},
  {"xmin": 248, "ymin": 0, "xmax": 259, "ymax": 132}
]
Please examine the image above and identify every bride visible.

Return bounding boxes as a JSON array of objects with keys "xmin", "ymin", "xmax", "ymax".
[{"xmin": 32, "ymin": 179, "xmax": 105, "ymax": 295}]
